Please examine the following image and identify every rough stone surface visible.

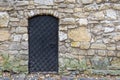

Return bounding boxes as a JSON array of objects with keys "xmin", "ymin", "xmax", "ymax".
[
  {"xmin": 78, "ymin": 18, "xmax": 88, "ymax": 26},
  {"xmin": 19, "ymin": 18, "xmax": 28, "ymax": 27},
  {"xmin": 91, "ymin": 56, "xmax": 110, "ymax": 69},
  {"xmin": 0, "ymin": 0, "xmax": 120, "ymax": 76},
  {"xmin": 113, "ymin": 35, "xmax": 120, "ymax": 41},
  {"xmin": 80, "ymin": 42, "xmax": 90, "ymax": 49},
  {"xmin": 96, "ymin": 0, "xmax": 102, "ymax": 3},
  {"xmin": 117, "ymin": 43, "xmax": 120, "ymax": 50},
  {"xmin": 68, "ymin": 27, "xmax": 91, "ymax": 41},
  {"xmin": 9, "ymin": 43, "xmax": 21, "ymax": 50},
  {"xmin": 113, "ymin": 4, "xmax": 120, "ymax": 10},
  {"xmin": 22, "ymin": 34, "xmax": 28, "ymax": 41},
  {"xmin": 16, "ymin": 27, "xmax": 27, "ymax": 34},
  {"xmin": 21, "ymin": 42, "xmax": 28, "ymax": 50},
  {"xmin": 13, "ymin": 35, "xmax": 22, "ymax": 42},
  {"xmin": 107, "ymin": 44, "xmax": 116, "ymax": 50},
  {"xmin": 34, "ymin": 0, "xmax": 54, "ymax": 5},
  {"xmin": 91, "ymin": 43, "xmax": 106, "ymax": 50},
  {"xmin": 59, "ymin": 31, "xmax": 67, "ymax": 41},
  {"xmin": 66, "ymin": 0, "xmax": 76, "ymax": 3},
  {"xmin": 0, "ymin": 30, "xmax": 10, "ymax": 41},
  {"xmin": 92, "ymin": 11, "xmax": 105, "ymax": 20},
  {"xmin": 71, "ymin": 42, "xmax": 80, "ymax": 47},
  {"xmin": 60, "ymin": 18, "xmax": 75, "ymax": 24},
  {"xmin": 0, "ymin": 12, "xmax": 9, "ymax": 27},
  {"xmin": 81, "ymin": 0, "xmax": 93, "ymax": 4},
  {"xmin": 104, "ymin": 27, "xmax": 114, "ymax": 33},
  {"xmin": 105, "ymin": 9, "xmax": 117, "ymax": 20}
]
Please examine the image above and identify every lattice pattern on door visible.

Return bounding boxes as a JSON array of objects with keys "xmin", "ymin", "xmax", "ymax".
[{"xmin": 28, "ymin": 15, "xmax": 59, "ymax": 73}]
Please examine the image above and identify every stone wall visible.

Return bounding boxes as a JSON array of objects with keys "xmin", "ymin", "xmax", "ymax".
[{"xmin": 0, "ymin": 0, "xmax": 120, "ymax": 76}]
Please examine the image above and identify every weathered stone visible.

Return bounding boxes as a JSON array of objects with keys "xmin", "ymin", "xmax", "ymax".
[
  {"xmin": 81, "ymin": 0, "xmax": 93, "ymax": 4},
  {"xmin": 27, "ymin": 5, "xmax": 37, "ymax": 9},
  {"xmin": 0, "ymin": 12, "xmax": 9, "ymax": 27},
  {"xmin": 80, "ymin": 42, "xmax": 90, "ymax": 49},
  {"xmin": 71, "ymin": 48, "xmax": 87, "ymax": 55},
  {"xmin": 11, "ymin": 74, "xmax": 26, "ymax": 80},
  {"xmin": 64, "ymin": 9, "xmax": 74, "ymax": 13},
  {"xmin": 117, "ymin": 43, "xmax": 120, "ymax": 50},
  {"xmin": 105, "ymin": 9, "xmax": 117, "ymax": 20},
  {"xmin": 67, "ymin": 4, "xmax": 75, "ymax": 9},
  {"xmin": 58, "ymin": 3, "xmax": 66, "ymax": 8},
  {"xmin": 113, "ymin": 35, "xmax": 120, "ymax": 41},
  {"xmin": 107, "ymin": 44, "xmax": 116, "ymax": 50},
  {"xmin": 60, "ymin": 18, "xmax": 75, "ymax": 24},
  {"xmin": 59, "ymin": 26, "xmax": 67, "ymax": 30},
  {"xmin": 22, "ymin": 34, "xmax": 28, "ymax": 41},
  {"xmin": 65, "ymin": 0, "xmax": 76, "ymax": 3},
  {"xmin": 16, "ymin": 1, "xmax": 29, "ymax": 6},
  {"xmin": 113, "ymin": 4, "xmax": 120, "ymax": 10},
  {"xmin": 54, "ymin": 0, "xmax": 64, "ymax": 3},
  {"xmin": 74, "ymin": 8, "xmax": 82, "ymax": 12},
  {"xmin": 99, "ymin": 3, "xmax": 111, "ymax": 10},
  {"xmin": 20, "ymin": 54, "xmax": 28, "ymax": 60},
  {"xmin": 107, "ymin": 51, "xmax": 116, "ymax": 56},
  {"xmin": 9, "ymin": 43, "xmax": 21, "ymax": 50},
  {"xmin": 11, "ymin": 34, "xmax": 22, "ymax": 42},
  {"xmin": 20, "ymin": 50, "xmax": 28, "ymax": 55},
  {"xmin": 117, "ymin": 52, "xmax": 120, "ymax": 57},
  {"xmin": 91, "ymin": 43, "xmax": 106, "ymax": 50},
  {"xmin": 0, "ymin": 44, "xmax": 9, "ymax": 50},
  {"xmin": 73, "ymin": 12, "xmax": 89, "ymax": 18},
  {"xmin": 70, "ymin": 59, "xmax": 80, "ymax": 69},
  {"xmin": 91, "ymin": 56, "xmax": 110, "ymax": 69},
  {"xmin": 19, "ymin": 18, "xmax": 28, "ymax": 27},
  {"xmin": 58, "ymin": 9, "xmax": 74, "ymax": 13},
  {"xmin": 91, "ymin": 70, "xmax": 120, "ymax": 75},
  {"xmin": 110, "ymin": 0, "xmax": 119, "ymax": 2},
  {"xmin": 59, "ymin": 45, "xmax": 67, "ymax": 54},
  {"xmin": 111, "ymin": 58, "xmax": 120, "ymax": 68},
  {"xmin": 96, "ymin": 0, "xmax": 103, "ymax": 3},
  {"xmin": 100, "ymin": 20, "xmax": 114, "ymax": 27},
  {"xmin": 16, "ymin": 27, "xmax": 27, "ymax": 34},
  {"xmin": 67, "ymin": 25, "xmax": 77, "ymax": 29},
  {"xmin": 0, "ymin": 55, "xmax": 4, "ymax": 65},
  {"xmin": 9, "ymin": 51, "xmax": 19, "ymax": 55},
  {"xmin": 9, "ymin": 22, "xmax": 19, "ymax": 27},
  {"xmin": 34, "ymin": 0, "xmax": 54, "ymax": 5},
  {"xmin": 97, "ymin": 50, "xmax": 106, "ymax": 56},
  {"xmin": 21, "ymin": 42, "xmax": 28, "ymax": 50},
  {"xmin": 84, "ymin": 4, "xmax": 98, "ymax": 11},
  {"xmin": 59, "ymin": 31, "xmax": 67, "ymax": 41},
  {"xmin": 0, "ymin": 30, "xmax": 10, "ymax": 41},
  {"xmin": 10, "ymin": 18, "xmax": 19, "ymax": 22},
  {"xmin": 116, "ymin": 25, "xmax": 120, "ymax": 31},
  {"xmin": 68, "ymin": 27, "xmax": 91, "ymax": 41},
  {"xmin": 87, "ymin": 50, "xmax": 95, "ymax": 56},
  {"xmin": 71, "ymin": 42, "xmax": 80, "ymax": 47},
  {"xmin": 117, "ymin": 46, "xmax": 120, "ymax": 51},
  {"xmin": 20, "ymin": 60, "xmax": 28, "ymax": 66},
  {"xmin": 104, "ymin": 27, "xmax": 114, "ymax": 33},
  {"xmin": 91, "ymin": 25, "xmax": 103, "ymax": 36},
  {"xmin": 92, "ymin": 11, "xmax": 105, "ymax": 20},
  {"xmin": 78, "ymin": 18, "xmax": 88, "ymax": 26}
]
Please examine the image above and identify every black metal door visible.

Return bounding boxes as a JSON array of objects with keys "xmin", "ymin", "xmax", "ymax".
[{"xmin": 28, "ymin": 15, "xmax": 58, "ymax": 73}]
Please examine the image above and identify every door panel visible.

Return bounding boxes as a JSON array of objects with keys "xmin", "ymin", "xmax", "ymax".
[{"xmin": 28, "ymin": 15, "xmax": 59, "ymax": 73}]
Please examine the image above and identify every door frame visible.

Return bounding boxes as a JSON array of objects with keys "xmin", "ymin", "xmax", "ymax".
[
  {"xmin": 26, "ymin": 10, "xmax": 60, "ymax": 74},
  {"xmin": 28, "ymin": 15, "xmax": 59, "ymax": 73}
]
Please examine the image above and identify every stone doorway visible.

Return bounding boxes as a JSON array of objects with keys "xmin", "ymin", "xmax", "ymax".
[{"xmin": 28, "ymin": 15, "xmax": 59, "ymax": 73}]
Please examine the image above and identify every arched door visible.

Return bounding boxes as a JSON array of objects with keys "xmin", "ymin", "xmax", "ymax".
[{"xmin": 28, "ymin": 15, "xmax": 59, "ymax": 73}]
